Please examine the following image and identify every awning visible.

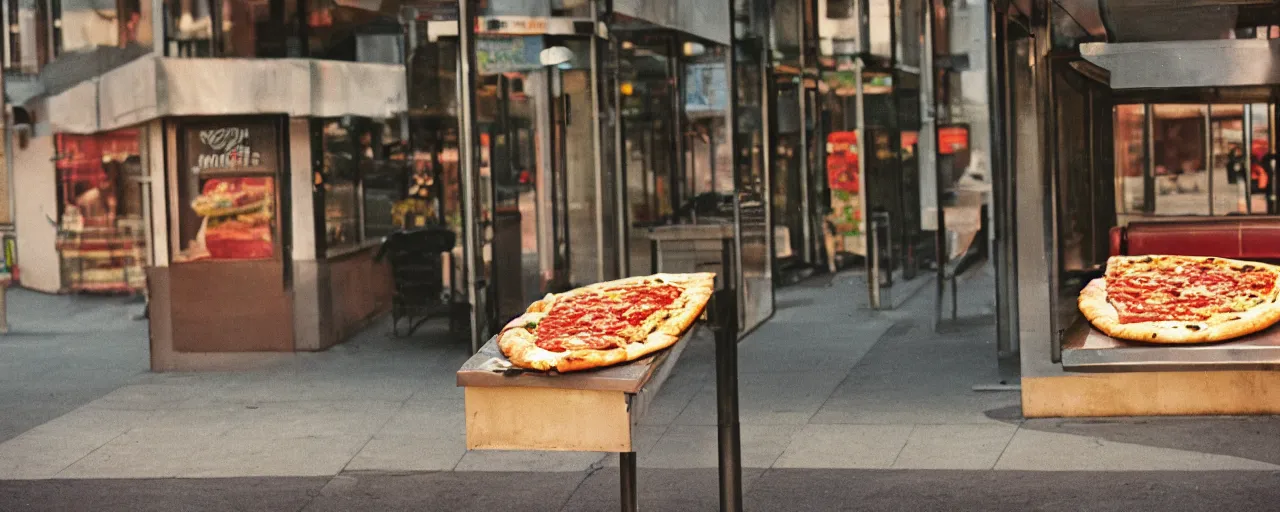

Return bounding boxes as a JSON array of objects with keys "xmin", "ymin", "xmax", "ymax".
[{"xmin": 42, "ymin": 57, "xmax": 407, "ymax": 134}]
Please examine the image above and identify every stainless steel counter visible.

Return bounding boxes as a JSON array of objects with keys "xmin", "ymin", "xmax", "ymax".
[
  {"xmin": 1061, "ymin": 318, "xmax": 1280, "ymax": 372},
  {"xmin": 456, "ymin": 328, "xmax": 696, "ymax": 393}
]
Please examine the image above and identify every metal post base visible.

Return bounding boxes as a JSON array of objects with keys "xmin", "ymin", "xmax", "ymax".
[
  {"xmin": 620, "ymin": 451, "xmax": 637, "ymax": 512},
  {"xmin": 710, "ymin": 288, "xmax": 742, "ymax": 512}
]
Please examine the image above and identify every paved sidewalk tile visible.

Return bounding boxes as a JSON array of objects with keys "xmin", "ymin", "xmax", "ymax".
[
  {"xmin": 773, "ymin": 424, "xmax": 912, "ymax": 469},
  {"xmin": 643, "ymin": 425, "xmax": 797, "ymax": 469},
  {"xmin": 220, "ymin": 401, "xmax": 402, "ymax": 440},
  {"xmin": 633, "ymin": 364, "xmax": 709, "ymax": 427},
  {"xmin": 56, "ymin": 427, "xmax": 227, "ymax": 479},
  {"xmin": 994, "ymin": 428, "xmax": 1280, "ymax": 471},
  {"xmin": 304, "ymin": 471, "xmax": 584, "ymax": 512},
  {"xmin": 0, "ymin": 408, "xmax": 144, "ymax": 479},
  {"xmin": 811, "ymin": 392, "xmax": 1019, "ymax": 425},
  {"xmin": 181, "ymin": 434, "xmax": 371, "ymax": 478},
  {"xmin": 376, "ymin": 400, "xmax": 465, "ymax": 437},
  {"xmin": 673, "ymin": 371, "xmax": 848, "ymax": 426},
  {"xmin": 601, "ymin": 425, "xmax": 668, "ymax": 467},
  {"xmin": 453, "ymin": 450, "xmax": 606, "ymax": 472},
  {"xmin": 344, "ymin": 433, "xmax": 468, "ymax": 472},
  {"xmin": 891, "ymin": 424, "xmax": 1019, "ymax": 469}
]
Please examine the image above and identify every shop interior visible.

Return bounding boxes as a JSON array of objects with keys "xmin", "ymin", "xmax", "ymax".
[
  {"xmin": 55, "ymin": 131, "xmax": 148, "ymax": 294},
  {"xmin": 997, "ymin": 0, "xmax": 1280, "ymax": 383}
]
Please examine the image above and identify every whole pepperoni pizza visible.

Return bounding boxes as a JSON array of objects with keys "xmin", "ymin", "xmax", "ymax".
[
  {"xmin": 1079, "ymin": 255, "xmax": 1280, "ymax": 343},
  {"xmin": 497, "ymin": 273, "xmax": 716, "ymax": 372}
]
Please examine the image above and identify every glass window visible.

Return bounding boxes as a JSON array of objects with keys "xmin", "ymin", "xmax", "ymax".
[
  {"xmin": 363, "ymin": 123, "xmax": 405, "ymax": 240},
  {"xmin": 318, "ymin": 116, "xmax": 408, "ymax": 255},
  {"xmin": 55, "ymin": 129, "xmax": 148, "ymax": 292},
  {"xmin": 305, "ymin": 0, "xmax": 400, "ymax": 61},
  {"xmin": 58, "ymin": 0, "xmax": 123, "ymax": 51},
  {"xmin": 174, "ymin": 119, "xmax": 281, "ymax": 262},
  {"xmin": 1113, "ymin": 104, "xmax": 1145, "ymax": 214},
  {"xmin": 1114, "ymin": 103, "xmax": 1279, "ymax": 218},
  {"xmin": 166, "ymin": 0, "xmax": 300, "ymax": 57},
  {"xmin": 8, "ymin": 0, "xmax": 51, "ymax": 73},
  {"xmin": 1150, "ymin": 104, "xmax": 1209, "ymax": 216},
  {"xmin": 319, "ymin": 118, "xmax": 366, "ymax": 251},
  {"xmin": 1211, "ymin": 105, "xmax": 1252, "ymax": 215}
]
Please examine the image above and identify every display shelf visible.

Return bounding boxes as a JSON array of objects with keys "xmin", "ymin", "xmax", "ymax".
[
  {"xmin": 57, "ymin": 228, "xmax": 147, "ymax": 294},
  {"xmin": 1061, "ymin": 317, "xmax": 1280, "ymax": 372}
]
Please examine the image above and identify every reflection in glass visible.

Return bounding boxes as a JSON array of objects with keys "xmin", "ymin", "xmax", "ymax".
[
  {"xmin": 55, "ymin": 130, "xmax": 148, "ymax": 292},
  {"xmin": 561, "ymin": 70, "xmax": 598, "ymax": 286},
  {"xmin": 734, "ymin": 0, "xmax": 774, "ymax": 332},
  {"xmin": 1212, "ymin": 105, "xmax": 1249, "ymax": 214},
  {"xmin": 620, "ymin": 37, "xmax": 678, "ymax": 276},
  {"xmin": 1149, "ymin": 105, "xmax": 1209, "ymax": 216},
  {"xmin": 1113, "ymin": 104, "xmax": 1145, "ymax": 214}
]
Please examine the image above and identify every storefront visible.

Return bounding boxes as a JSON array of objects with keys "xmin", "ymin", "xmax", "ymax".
[
  {"xmin": 815, "ymin": 0, "xmax": 929, "ymax": 309},
  {"xmin": 419, "ymin": 0, "xmax": 810, "ymax": 350},
  {"xmin": 992, "ymin": 0, "xmax": 1280, "ymax": 416},
  {"xmin": 12, "ymin": 56, "xmax": 408, "ymax": 369},
  {"xmin": 54, "ymin": 130, "xmax": 148, "ymax": 293}
]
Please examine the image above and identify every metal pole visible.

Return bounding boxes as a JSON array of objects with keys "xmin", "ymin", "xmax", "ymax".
[
  {"xmin": 797, "ymin": 4, "xmax": 813, "ymax": 264},
  {"xmin": 1245, "ymin": 103, "xmax": 1254, "ymax": 214},
  {"xmin": 761, "ymin": 30, "xmax": 776, "ymax": 307},
  {"xmin": 619, "ymin": 451, "xmax": 637, "ymax": 512},
  {"xmin": 997, "ymin": 12, "xmax": 1020, "ymax": 372},
  {"xmin": 650, "ymin": 238, "xmax": 659, "ymax": 274},
  {"xmin": 589, "ymin": 0, "xmax": 607, "ymax": 283},
  {"xmin": 711, "ymin": 277, "xmax": 742, "ymax": 512},
  {"xmin": 1206, "ymin": 105, "xmax": 1214, "ymax": 216},
  {"xmin": 868, "ymin": 215, "xmax": 881, "ymax": 308},
  {"xmin": 0, "ymin": 284, "xmax": 8, "ymax": 333},
  {"xmin": 457, "ymin": 0, "xmax": 483, "ymax": 353},
  {"xmin": 1152, "ymin": 103, "xmax": 1162, "ymax": 213},
  {"xmin": 1272, "ymin": 103, "xmax": 1278, "ymax": 214},
  {"xmin": 925, "ymin": 0, "xmax": 945, "ymax": 327},
  {"xmin": 988, "ymin": 1, "xmax": 1013, "ymax": 358},
  {"xmin": 855, "ymin": 58, "xmax": 877, "ymax": 310},
  {"xmin": 612, "ymin": 36, "xmax": 630, "ymax": 277}
]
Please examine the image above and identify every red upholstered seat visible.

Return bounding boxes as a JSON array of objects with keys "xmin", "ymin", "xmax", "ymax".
[{"xmin": 1110, "ymin": 219, "xmax": 1280, "ymax": 262}]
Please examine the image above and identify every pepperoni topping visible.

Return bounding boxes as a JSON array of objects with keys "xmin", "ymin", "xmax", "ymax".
[
  {"xmin": 534, "ymin": 284, "xmax": 683, "ymax": 352},
  {"xmin": 1106, "ymin": 256, "xmax": 1277, "ymax": 323}
]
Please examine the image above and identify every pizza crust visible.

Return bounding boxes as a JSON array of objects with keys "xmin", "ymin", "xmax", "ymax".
[
  {"xmin": 496, "ymin": 273, "xmax": 716, "ymax": 372},
  {"xmin": 1079, "ymin": 276, "xmax": 1280, "ymax": 344}
]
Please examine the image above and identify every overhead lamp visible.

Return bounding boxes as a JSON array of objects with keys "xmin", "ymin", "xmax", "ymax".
[{"xmin": 682, "ymin": 42, "xmax": 706, "ymax": 57}]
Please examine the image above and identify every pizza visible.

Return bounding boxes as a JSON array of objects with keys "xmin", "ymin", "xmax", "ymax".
[
  {"xmin": 1078, "ymin": 255, "xmax": 1280, "ymax": 344},
  {"xmin": 497, "ymin": 273, "xmax": 716, "ymax": 372}
]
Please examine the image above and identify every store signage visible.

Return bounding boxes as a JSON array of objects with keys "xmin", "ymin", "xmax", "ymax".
[
  {"xmin": 938, "ymin": 126, "xmax": 970, "ymax": 155},
  {"xmin": 476, "ymin": 36, "xmax": 545, "ymax": 74},
  {"xmin": 183, "ymin": 121, "xmax": 278, "ymax": 175},
  {"xmin": 476, "ymin": 16, "xmax": 548, "ymax": 35},
  {"xmin": 684, "ymin": 62, "xmax": 729, "ymax": 114}
]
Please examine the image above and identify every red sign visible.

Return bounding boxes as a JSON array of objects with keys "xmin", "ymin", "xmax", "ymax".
[
  {"xmin": 938, "ymin": 126, "xmax": 969, "ymax": 155},
  {"xmin": 826, "ymin": 131, "xmax": 859, "ymax": 194}
]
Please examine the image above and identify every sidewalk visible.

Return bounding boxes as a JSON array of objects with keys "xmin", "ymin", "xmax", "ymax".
[
  {"xmin": 0, "ymin": 289, "xmax": 147, "ymax": 443},
  {"xmin": 3, "ymin": 269, "xmax": 1280, "ymax": 510}
]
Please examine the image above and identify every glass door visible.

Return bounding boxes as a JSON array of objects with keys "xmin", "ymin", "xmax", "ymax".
[{"xmin": 618, "ymin": 35, "xmax": 679, "ymax": 276}]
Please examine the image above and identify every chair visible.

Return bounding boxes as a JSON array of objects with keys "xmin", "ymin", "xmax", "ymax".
[{"xmin": 374, "ymin": 227, "xmax": 469, "ymax": 336}]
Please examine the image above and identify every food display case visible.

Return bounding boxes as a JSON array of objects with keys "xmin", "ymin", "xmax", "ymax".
[
  {"xmin": 152, "ymin": 117, "xmax": 295, "ymax": 356},
  {"xmin": 54, "ymin": 131, "xmax": 148, "ymax": 293},
  {"xmin": 994, "ymin": 0, "xmax": 1280, "ymax": 416}
]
